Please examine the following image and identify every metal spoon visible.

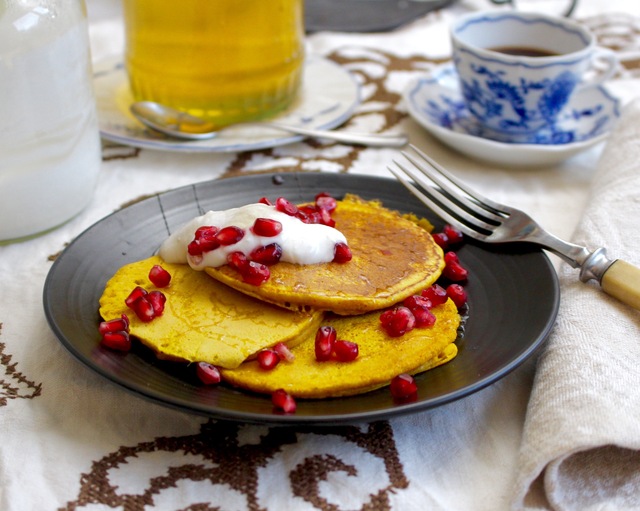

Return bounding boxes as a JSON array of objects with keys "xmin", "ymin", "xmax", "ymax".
[{"xmin": 130, "ymin": 101, "xmax": 408, "ymax": 148}]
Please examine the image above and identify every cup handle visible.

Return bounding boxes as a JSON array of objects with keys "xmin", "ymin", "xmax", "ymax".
[{"xmin": 582, "ymin": 47, "xmax": 619, "ymax": 87}]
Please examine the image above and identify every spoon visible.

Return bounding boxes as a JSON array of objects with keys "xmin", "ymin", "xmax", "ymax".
[{"xmin": 130, "ymin": 101, "xmax": 409, "ymax": 148}]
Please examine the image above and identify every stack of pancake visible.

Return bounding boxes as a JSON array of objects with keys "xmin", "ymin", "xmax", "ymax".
[{"xmin": 99, "ymin": 195, "xmax": 461, "ymax": 398}]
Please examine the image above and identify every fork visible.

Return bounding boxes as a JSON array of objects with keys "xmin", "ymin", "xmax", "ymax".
[{"xmin": 389, "ymin": 145, "xmax": 640, "ymax": 311}]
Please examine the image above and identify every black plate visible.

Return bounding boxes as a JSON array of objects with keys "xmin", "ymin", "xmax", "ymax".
[{"xmin": 43, "ymin": 173, "xmax": 559, "ymax": 424}]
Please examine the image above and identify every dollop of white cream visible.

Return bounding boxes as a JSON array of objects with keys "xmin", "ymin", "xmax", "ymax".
[{"xmin": 158, "ymin": 203, "xmax": 347, "ymax": 271}]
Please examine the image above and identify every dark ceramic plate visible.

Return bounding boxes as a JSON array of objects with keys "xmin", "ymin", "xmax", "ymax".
[{"xmin": 43, "ymin": 173, "xmax": 559, "ymax": 425}]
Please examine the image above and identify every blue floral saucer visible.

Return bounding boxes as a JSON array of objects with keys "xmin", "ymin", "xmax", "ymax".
[{"xmin": 404, "ymin": 64, "xmax": 621, "ymax": 167}]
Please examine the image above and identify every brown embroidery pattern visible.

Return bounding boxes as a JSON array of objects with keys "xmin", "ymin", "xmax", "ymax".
[
  {"xmin": 61, "ymin": 420, "xmax": 407, "ymax": 511},
  {"xmin": 0, "ymin": 325, "xmax": 43, "ymax": 406},
  {"xmin": 583, "ymin": 12, "xmax": 640, "ymax": 77}
]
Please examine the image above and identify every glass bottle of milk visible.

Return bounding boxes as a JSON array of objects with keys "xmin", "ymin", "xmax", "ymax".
[{"xmin": 0, "ymin": 0, "xmax": 101, "ymax": 243}]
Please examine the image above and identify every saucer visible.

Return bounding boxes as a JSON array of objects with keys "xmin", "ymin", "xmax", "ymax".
[
  {"xmin": 404, "ymin": 64, "xmax": 621, "ymax": 167},
  {"xmin": 94, "ymin": 56, "xmax": 360, "ymax": 153}
]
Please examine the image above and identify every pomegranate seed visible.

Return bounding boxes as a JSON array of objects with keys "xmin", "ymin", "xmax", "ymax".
[
  {"xmin": 444, "ymin": 251, "xmax": 459, "ymax": 265},
  {"xmin": 238, "ymin": 261, "xmax": 270, "ymax": 286},
  {"xmin": 227, "ymin": 251, "xmax": 249, "ymax": 271},
  {"xmin": 333, "ymin": 340, "xmax": 359, "ymax": 362},
  {"xmin": 273, "ymin": 342, "xmax": 295, "ymax": 362},
  {"xmin": 333, "ymin": 242, "xmax": 352, "ymax": 263},
  {"xmin": 422, "ymin": 284, "xmax": 448, "ymax": 306},
  {"xmin": 187, "ymin": 240, "xmax": 204, "ymax": 256},
  {"xmin": 99, "ymin": 314, "xmax": 130, "ymax": 335},
  {"xmin": 275, "ymin": 197, "xmax": 298, "ymax": 216},
  {"xmin": 390, "ymin": 374, "xmax": 418, "ymax": 399},
  {"xmin": 252, "ymin": 218, "xmax": 282, "ymax": 237},
  {"xmin": 257, "ymin": 349, "xmax": 280, "ymax": 370},
  {"xmin": 380, "ymin": 306, "xmax": 415, "ymax": 337},
  {"xmin": 315, "ymin": 193, "xmax": 337, "ymax": 212},
  {"xmin": 319, "ymin": 208, "xmax": 336, "ymax": 227},
  {"xmin": 443, "ymin": 224, "xmax": 464, "ymax": 245},
  {"xmin": 215, "ymin": 226, "xmax": 245, "ymax": 246},
  {"xmin": 196, "ymin": 362, "xmax": 221, "ymax": 385},
  {"xmin": 315, "ymin": 326, "xmax": 336, "ymax": 361},
  {"xmin": 432, "ymin": 232, "xmax": 449, "ymax": 249},
  {"xmin": 125, "ymin": 286, "xmax": 148, "ymax": 308},
  {"xmin": 133, "ymin": 296, "xmax": 156, "ymax": 322},
  {"xmin": 193, "ymin": 226, "xmax": 220, "ymax": 252},
  {"xmin": 100, "ymin": 330, "xmax": 131, "ymax": 352},
  {"xmin": 250, "ymin": 243, "xmax": 283, "ymax": 265},
  {"xmin": 412, "ymin": 306, "xmax": 436, "ymax": 328},
  {"xmin": 272, "ymin": 389, "xmax": 296, "ymax": 413},
  {"xmin": 258, "ymin": 197, "xmax": 272, "ymax": 205},
  {"xmin": 148, "ymin": 265, "xmax": 171, "ymax": 288},
  {"xmin": 147, "ymin": 290, "xmax": 166, "ymax": 316},
  {"xmin": 443, "ymin": 260, "xmax": 469, "ymax": 282},
  {"xmin": 447, "ymin": 283, "xmax": 468, "ymax": 309},
  {"xmin": 403, "ymin": 294, "xmax": 432, "ymax": 311}
]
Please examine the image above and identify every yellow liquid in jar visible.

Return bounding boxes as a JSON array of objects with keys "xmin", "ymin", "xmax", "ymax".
[{"xmin": 123, "ymin": 0, "xmax": 304, "ymax": 126}]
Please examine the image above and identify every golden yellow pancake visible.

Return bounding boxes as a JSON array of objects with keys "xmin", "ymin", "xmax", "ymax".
[
  {"xmin": 98, "ymin": 255, "xmax": 323, "ymax": 369},
  {"xmin": 205, "ymin": 195, "xmax": 445, "ymax": 315},
  {"xmin": 220, "ymin": 298, "xmax": 460, "ymax": 398}
]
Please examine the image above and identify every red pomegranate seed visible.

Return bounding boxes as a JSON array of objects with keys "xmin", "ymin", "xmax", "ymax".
[
  {"xmin": 99, "ymin": 314, "xmax": 130, "ymax": 335},
  {"xmin": 272, "ymin": 389, "xmax": 297, "ymax": 413},
  {"xmin": 333, "ymin": 242, "xmax": 352, "ymax": 263},
  {"xmin": 187, "ymin": 239, "xmax": 204, "ymax": 256},
  {"xmin": 412, "ymin": 306, "xmax": 436, "ymax": 328},
  {"xmin": 444, "ymin": 251, "xmax": 459, "ymax": 265},
  {"xmin": 100, "ymin": 330, "xmax": 131, "ymax": 352},
  {"xmin": 447, "ymin": 283, "xmax": 468, "ymax": 309},
  {"xmin": 250, "ymin": 243, "xmax": 283, "ymax": 265},
  {"xmin": 215, "ymin": 226, "xmax": 245, "ymax": 246},
  {"xmin": 333, "ymin": 340, "xmax": 359, "ymax": 362},
  {"xmin": 390, "ymin": 373, "xmax": 418, "ymax": 399},
  {"xmin": 252, "ymin": 218, "xmax": 283, "ymax": 237},
  {"xmin": 422, "ymin": 284, "xmax": 448, "ymax": 306},
  {"xmin": 193, "ymin": 226, "xmax": 220, "ymax": 252},
  {"xmin": 196, "ymin": 362, "xmax": 221, "ymax": 385},
  {"xmin": 275, "ymin": 197, "xmax": 299, "ymax": 216},
  {"xmin": 258, "ymin": 197, "xmax": 272, "ymax": 205},
  {"xmin": 315, "ymin": 193, "xmax": 337, "ymax": 212},
  {"xmin": 133, "ymin": 296, "xmax": 156, "ymax": 322},
  {"xmin": 403, "ymin": 294, "xmax": 432, "ymax": 311},
  {"xmin": 380, "ymin": 306, "xmax": 415, "ymax": 337},
  {"xmin": 147, "ymin": 290, "xmax": 166, "ymax": 316},
  {"xmin": 227, "ymin": 251, "xmax": 249, "ymax": 271},
  {"xmin": 443, "ymin": 260, "xmax": 469, "ymax": 282},
  {"xmin": 432, "ymin": 232, "xmax": 449, "ymax": 249},
  {"xmin": 315, "ymin": 326, "xmax": 336, "ymax": 361},
  {"xmin": 443, "ymin": 224, "xmax": 464, "ymax": 245},
  {"xmin": 319, "ymin": 208, "xmax": 336, "ymax": 227},
  {"xmin": 148, "ymin": 265, "xmax": 171, "ymax": 288},
  {"xmin": 257, "ymin": 349, "xmax": 280, "ymax": 370},
  {"xmin": 273, "ymin": 342, "xmax": 295, "ymax": 362},
  {"xmin": 125, "ymin": 286, "xmax": 148, "ymax": 308},
  {"xmin": 238, "ymin": 261, "xmax": 270, "ymax": 286}
]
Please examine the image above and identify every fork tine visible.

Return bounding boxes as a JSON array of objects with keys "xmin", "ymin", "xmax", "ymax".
[
  {"xmin": 407, "ymin": 145, "xmax": 508, "ymax": 216},
  {"xmin": 388, "ymin": 162, "xmax": 492, "ymax": 241}
]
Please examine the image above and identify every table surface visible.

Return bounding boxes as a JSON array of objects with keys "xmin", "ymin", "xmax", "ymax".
[{"xmin": 2, "ymin": 0, "xmax": 640, "ymax": 509}]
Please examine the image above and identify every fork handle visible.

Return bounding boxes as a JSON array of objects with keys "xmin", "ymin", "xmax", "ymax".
[{"xmin": 601, "ymin": 259, "xmax": 640, "ymax": 310}]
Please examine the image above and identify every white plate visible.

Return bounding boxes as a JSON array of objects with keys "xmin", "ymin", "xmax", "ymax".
[
  {"xmin": 94, "ymin": 56, "xmax": 361, "ymax": 153},
  {"xmin": 404, "ymin": 64, "xmax": 621, "ymax": 167}
]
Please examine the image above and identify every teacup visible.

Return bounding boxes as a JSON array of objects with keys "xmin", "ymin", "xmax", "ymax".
[{"xmin": 450, "ymin": 11, "xmax": 618, "ymax": 143}]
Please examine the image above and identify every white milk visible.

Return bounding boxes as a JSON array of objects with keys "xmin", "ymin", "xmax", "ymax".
[{"xmin": 0, "ymin": 1, "xmax": 101, "ymax": 242}]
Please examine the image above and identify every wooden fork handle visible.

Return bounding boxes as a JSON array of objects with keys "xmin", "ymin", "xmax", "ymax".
[{"xmin": 601, "ymin": 259, "xmax": 640, "ymax": 310}]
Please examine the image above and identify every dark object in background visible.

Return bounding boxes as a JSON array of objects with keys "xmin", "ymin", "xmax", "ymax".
[{"xmin": 305, "ymin": 0, "xmax": 455, "ymax": 33}]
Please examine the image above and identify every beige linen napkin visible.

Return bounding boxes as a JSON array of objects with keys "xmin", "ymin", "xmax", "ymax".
[{"xmin": 512, "ymin": 99, "xmax": 640, "ymax": 510}]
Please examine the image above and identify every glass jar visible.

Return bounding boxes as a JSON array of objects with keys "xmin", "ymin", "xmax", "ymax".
[{"xmin": 0, "ymin": 0, "xmax": 102, "ymax": 243}]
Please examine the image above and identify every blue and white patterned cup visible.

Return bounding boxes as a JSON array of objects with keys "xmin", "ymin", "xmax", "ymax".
[{"xmin": 450, "ymin": 11, "xmax": 618, "ymax": 142}]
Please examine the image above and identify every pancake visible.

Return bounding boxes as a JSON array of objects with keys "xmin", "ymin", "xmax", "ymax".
[
  {"xmin": 220, "ymin": 298, "xmax": 460, "ymax": 398},
  {"xmin": 98, "ymin": 255, "xmax": 323, "ymax": 369},
  {"xmin": 205, "ymin": 195, "xmax": 445, "ymax": 315}
]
